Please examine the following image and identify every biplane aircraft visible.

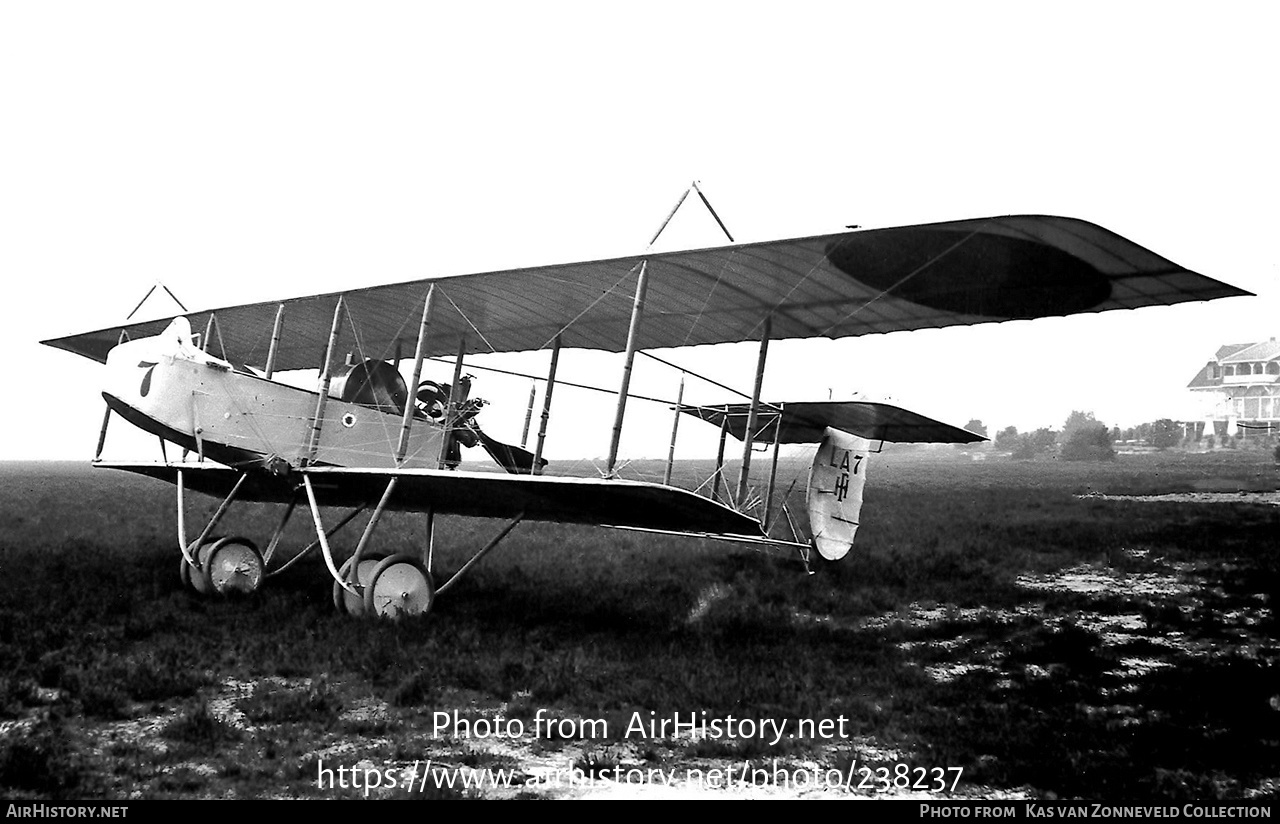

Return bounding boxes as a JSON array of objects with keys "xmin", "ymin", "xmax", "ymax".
[{"xmin": 41, "ymin": 210, "xmax": 1250, "ymax": 619}]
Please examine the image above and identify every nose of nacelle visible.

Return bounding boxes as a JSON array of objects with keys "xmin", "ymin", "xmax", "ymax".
[{"xmin": 103, "ymin": 317, "xmax": 202, "ymax": 418}]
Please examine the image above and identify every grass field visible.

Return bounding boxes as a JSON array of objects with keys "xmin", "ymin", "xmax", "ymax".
[{"xmin": 0, "ymin": 450, "xmax": 1277, "ymax": 799}]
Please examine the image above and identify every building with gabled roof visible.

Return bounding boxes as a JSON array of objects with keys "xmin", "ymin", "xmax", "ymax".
[{"xmin": 1188, "ymin": 338, "xmax": 1280, "ymax": 437}]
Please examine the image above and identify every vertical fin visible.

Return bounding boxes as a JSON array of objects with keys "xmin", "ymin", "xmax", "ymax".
[{"xmin": 806, "ymin": 427, "xmax": 873, "ymax": 561}]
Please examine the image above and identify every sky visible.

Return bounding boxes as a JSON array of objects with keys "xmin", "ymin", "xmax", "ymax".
[{"xmin": 2, "ymin": 2, "xmax": 1277, "ymax": 462}]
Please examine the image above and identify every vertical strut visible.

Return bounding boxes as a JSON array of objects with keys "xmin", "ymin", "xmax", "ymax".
[
  {"xmin": 348, "ymin": 478, "xmax": 399, "ymax": 577},
  {"xmin": 520, "ymin": 382, "xmax": 536, "ymax": 448},
  {"xmin": 303, "ymin": 475, "xmax": 358, "ymax": 595},
  {"xmin": 736, "ymin": 316, "xmax": 772, "ymax": 505},
  {"xmin": 533, "ymin": 334, "xmax": 561, "ymax": 476},
  {"xmin": 265, "ymin": 304, "xmax": 285, "ymax": 379},
  {"xmin": 396, "ymin": 285, "xmax": 435, "ymax": 464},
  {"xmin": 712, "ymin": 407, "xmax": 729, "ymax": 502},
  {"xmin": 663, "ymin": 374, "xmax": 685, "ymax": 485},
  {"xmin": 95, "ymin": 405, "xmax": 111, "ymax": 461},
  {"xmin": 607, "ymin": 261, "xmax": 649, "ymax": 476},
  {"xmin": 178, "ymin": 471, "xmax": 249, "ymax": 567},
  {"xmin": 764, "ymin": 406, "xmax": 783, "ymax": 530},
  {"xmin": 306, "ymin": 297, "xmax": 345, "ymax": 466},
  {"xmin": 440, "ymin": 337, "xmax": 466, "ymax": 469}
]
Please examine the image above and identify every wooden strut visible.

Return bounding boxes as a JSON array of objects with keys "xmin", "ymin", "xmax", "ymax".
[
  {"xmin": 264, "ymin": 304, "xmax": 285, "ymax": 379},
  {"xmin": 262, "ymin": 495, "xmax": 298, "ymax": 565},
  {"xmin": 532, "ymin": 334, "xmax": 561, "ymax": 476},
  {"xmin": 266, "ymin": 505, "xmax": 367, "ymax": 578},
  {"xmin": 302, "ymin": 474, "xmax": 358, "ymax": 596},
  {"xmin": 95, "ymin": 406, "xmax": 111, "ymax": 461},
  {"xmin": 436, "ymin": 513, "xmax": 526, "ymax": 596},
  {"xmin": 95, "ymin": 331, "xmax": 131, "ymax": 461},
  {"xmin": 763, "ymin": 407, "xmax": 783, "ymax": 530},
  {"xmin": 440, "ymin": 336, "xmax": 467, "ymax": 469},
  {"xmin": 607, "ymin": 261, "xmax": 649, "ymax": 476},
  {"xmin": 345, "ymin": 477, "xmax": 400, "ymax": 587},
  {"xmin": 521, "ymin": 382, "xmax": 536, "ymax": 448},
  {"xmin": 396, "ymin": 285, "xmax": 435, "ymax": 465},
  {"xmin": 691, "ymin": 180, "xmax": 735, "ymax": 243},
  {"xmin": 305, "ymin": 298, "xmax": 345, "ymax": 466},
  {"xmin": 176, "ymin": 470, "xmax": 249, "ymax": 567},
  {"xmin": 649, "ymin": 187, "xmax": 691, "ymax": 248},
  {"xmin": 736, "ymin": 315, "xmax": 772, "ymax": 506},
  {"xmin": 712, "ymin": 407, "xmax": 729, "ymax": 502},
  {"xmin": 663, "ymin": 374, "xmax": 685, "ymax": 485}
]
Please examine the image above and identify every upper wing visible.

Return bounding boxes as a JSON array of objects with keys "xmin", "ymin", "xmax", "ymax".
[
  {"xmin": 679, "ymin": 401, "xmax": 985, "ymax": 444},
  {"xmin": 101, "ymin": 462, "xmax": 764, "ymax": 536},
  {"xmin": 43, "ymin": 215, "xmax": 1249, "ymax": 369}
]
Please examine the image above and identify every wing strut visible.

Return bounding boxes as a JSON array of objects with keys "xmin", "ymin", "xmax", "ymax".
[
  {"xmin": 736, "ymin": 315, "xmax": 771, "ymax": 506},
  {"xmin": 264, "ymin": 304, "xmax": 285, "ymax": 378},
  {"xmin": 532, "ymin": 334, "xmax": 561, "ymax": 476},
  {"xmin": 305, "ymin": 297, "xmax": 346, "ymax": 466},
  {"xmin": 435, "ymin": 512, "xmax": 526, "ymax": 596},
  {"xmin": 712, "ymin": 407, "xmax": 730, "ymax": 502},
  {"xmin": 396, "ymin": 285, "xmax": 436, "ymax": 464},
  {"xmin": 302, "ymin": 474, "xmax": 358, "ymax": 596},
  {"xmin": 606, "ymin": 261, "xmax": 649, "ymax": 476},
  {"xmin": 441, "ymin": 336, "xmax": 467, "ymax": 469},
  {"xmin": 176, "ymin": 469, "xmax": 249, "ymax": 567},
  {"xmin": 763, "ymin": 406, "xmax": 784, "ymax": 529},
  {"xmin": 663, "ymin": 373, "xmax": 685, "ymax": 485}
]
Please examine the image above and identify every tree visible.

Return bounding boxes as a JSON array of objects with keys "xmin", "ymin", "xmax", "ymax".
[
  {"xmin": 1061, "ymin": 423, "xmax": 1116, "ymax": 461},
  {"xmin": 1060, "ymin": 410, "xmax": 1101, "ymax": 445},
  {"xmin": 1012, "ymin": 427, "xmax": 1058, "ymax": 460},
  {"xmin": 956, "ymin": 418, "xmax": 988, "ymax": 449},
  {"xmin": 994, "ymin": 425, "xmax": 1019, "ymax": 452},
  {"xmin": 1147, "ymin": 419, "xmax": 1181, "ymax": 450}
]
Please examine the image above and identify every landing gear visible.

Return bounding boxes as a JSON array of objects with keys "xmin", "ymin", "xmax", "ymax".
[
  {"xmin": 363, "ymin": 555, "xmax": 434, "ymax": 619},
  {"xmin": 333, "ymin": 551, "xmax": 386, "ymax": 615},
  {"xmin": 173, "ymin": 470, "xmax": 521, "ymax": 621},
  {"xmin": 203, "ymin": 537, "xmax": 265, "ymax": 595},
  {"xmin": 179, "ymin": 537, "xmax": 264, "ymax": 596}
]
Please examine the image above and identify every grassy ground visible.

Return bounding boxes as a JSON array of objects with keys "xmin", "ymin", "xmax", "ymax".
[{"xmin": 0, "ymin": 450, "xmax": 1277, "ymax": 799}]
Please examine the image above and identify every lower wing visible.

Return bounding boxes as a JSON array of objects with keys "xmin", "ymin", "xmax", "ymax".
[{"xmin": 99, "ymin": 462, "xmax": 764, "ymax": 537}]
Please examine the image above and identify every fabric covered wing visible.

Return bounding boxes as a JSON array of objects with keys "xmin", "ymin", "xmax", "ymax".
[
  {"xmin": 100, "ymin": 463, "xmax": 764, "ymax": 536},
  {"xmin": 44, "ymin": 215, "xmax": 1249, "ymax": 369},
  {"xmin": 680, "ymin": 401, "xmax": 985, "ymax": 444}
]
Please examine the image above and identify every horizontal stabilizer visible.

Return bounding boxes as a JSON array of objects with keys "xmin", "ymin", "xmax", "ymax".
[{"xmin": 679, "ymin": 401, "xmax": 984, "ymax": 444}]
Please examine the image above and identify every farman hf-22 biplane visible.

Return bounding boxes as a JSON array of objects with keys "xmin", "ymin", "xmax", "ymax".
[{"xmin": 43, "ymin": 211, "xmax": 1248, "ymax": 619}]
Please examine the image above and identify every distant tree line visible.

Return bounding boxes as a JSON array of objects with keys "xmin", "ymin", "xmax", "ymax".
[{"xmin": 981, "ymin": 414, "xmax": 1278, "ymax": 460}]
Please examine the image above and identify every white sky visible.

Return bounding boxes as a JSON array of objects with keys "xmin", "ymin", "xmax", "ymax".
[{"xmin": 1, "ymin": 2, "xmax": 1277, "ymax": 461}]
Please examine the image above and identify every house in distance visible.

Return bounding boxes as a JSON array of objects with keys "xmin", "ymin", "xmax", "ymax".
[{"xmin": 1188, "ymin": 339, "xmax": 1280, "ymax": 438}]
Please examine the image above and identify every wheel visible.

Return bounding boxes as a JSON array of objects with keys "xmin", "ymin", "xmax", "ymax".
[
  {"xmin": 200, "ymin": 537, "xmax": 265, "ymax": 596},
  {"xmin": 363, "ymin": 554, "xmax": 434, "ymax": 619},
  {"xmin": 185, "ymin": 537, "xmax": 224, "ymax": 596},
  {"xmin": 332, "ymin": 551, "xmax": 388, "ymax": 616}
]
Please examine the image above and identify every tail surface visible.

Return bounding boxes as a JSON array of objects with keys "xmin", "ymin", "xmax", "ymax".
[{"xmin": 806, "ymin": 427, "xmax": 873, "ymax": 560}]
